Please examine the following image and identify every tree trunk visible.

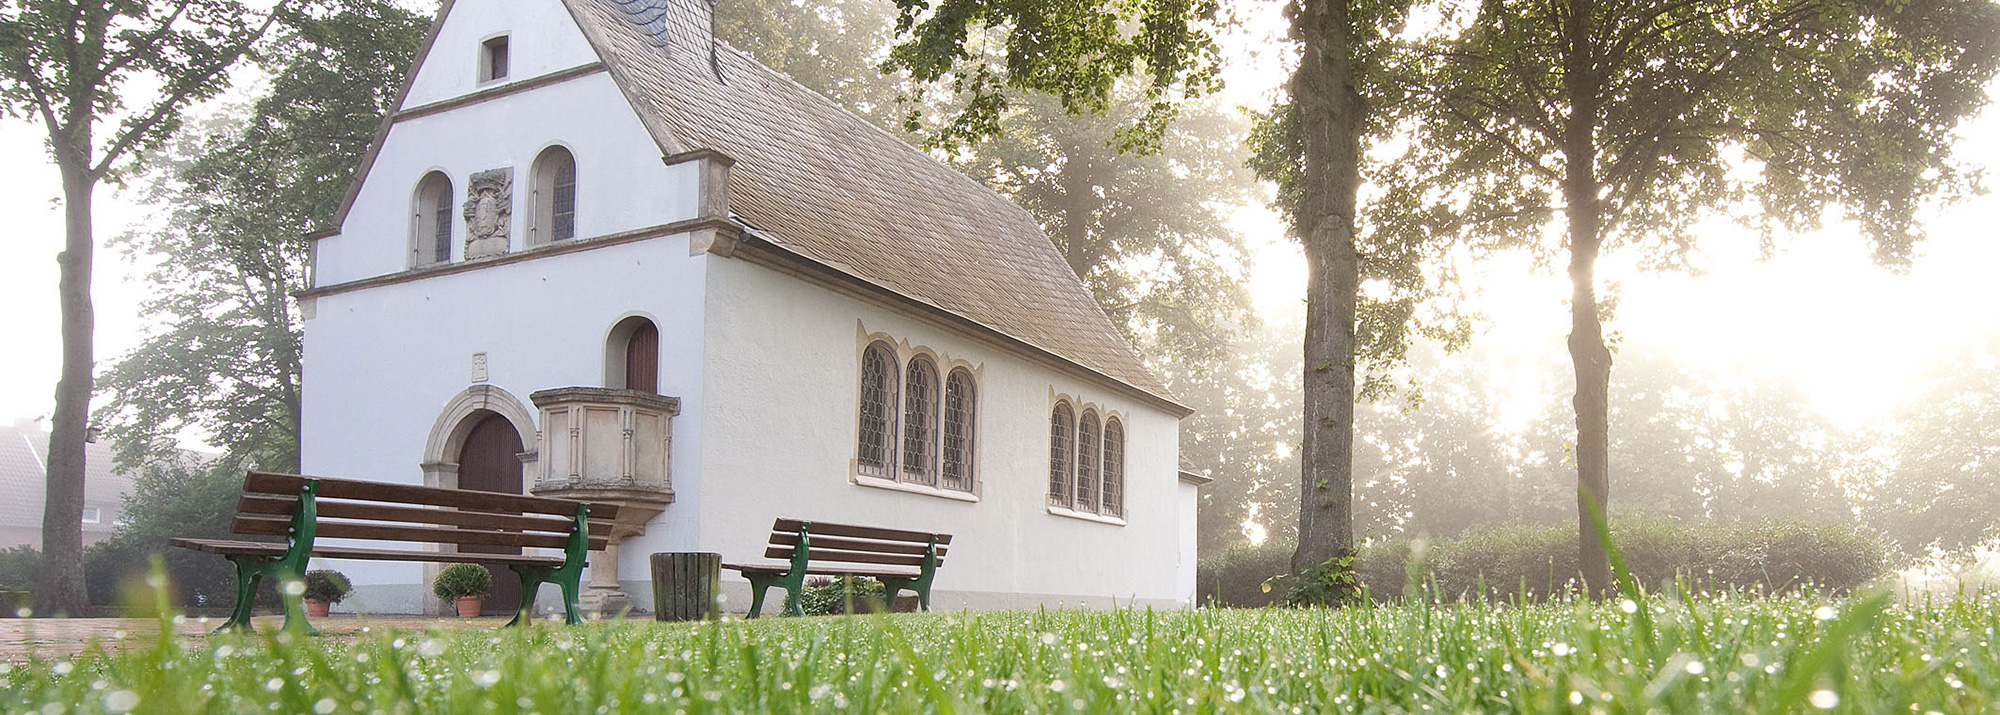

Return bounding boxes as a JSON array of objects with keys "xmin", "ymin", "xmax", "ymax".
[
  {"xmin": 1288, "ymin": 0, "xmax": 1364, "ymax": 604},
  {"xmin": 38, "ymin": 151, "xmax": 96, "ymax": 617},
  {"xmin": 1560, "ymin": 0, "xmax": 1613, "ymax": 596}
]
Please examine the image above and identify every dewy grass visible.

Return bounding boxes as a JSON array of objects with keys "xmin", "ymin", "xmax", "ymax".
[{"xmin": 2, "ymin": 590, "xmax": 1998, "ymax": 714}]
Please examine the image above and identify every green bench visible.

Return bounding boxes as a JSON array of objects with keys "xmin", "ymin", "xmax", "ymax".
[
  {"xmin": 723, "ymin": 518, "xmax": 951, "ymax": 618},
  {"xmin": 170, "ymin": 471, "xmax": 616, "ymax": 634}
]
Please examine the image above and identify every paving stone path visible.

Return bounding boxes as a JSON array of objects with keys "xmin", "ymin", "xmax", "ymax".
[{"xmin": 0, "ymin": 615, "xmax": 517, "ymax": 661}]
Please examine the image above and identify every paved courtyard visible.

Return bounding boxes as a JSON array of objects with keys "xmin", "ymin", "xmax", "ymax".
[{"xmin": 0, "ymin": 615, "xmax": 529, "ymax": 661}]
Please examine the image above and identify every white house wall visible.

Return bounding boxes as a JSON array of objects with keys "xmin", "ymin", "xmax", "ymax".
[
  {"xmin": 300, "ymin": 235, "xmax": 709, "ymax": 613},
  {"xmin": 315, "ymin": 5, "xmax": 697, "ymax": 287},
  {"xmin": 691, "ymin": 257, "xmax": 1187, "ymax": 609},
  {"xmin": 402, "ymin": 0, "xmax": 602, "ymax": 109}
]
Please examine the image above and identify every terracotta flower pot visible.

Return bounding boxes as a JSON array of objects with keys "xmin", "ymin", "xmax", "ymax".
[
  {"xmin": 304, "ymin": 599, "xmax": 332, "ymax": 618},
  {"xmin": 455, "ymin": 596, "xmax": 484, "ymax": 617}
]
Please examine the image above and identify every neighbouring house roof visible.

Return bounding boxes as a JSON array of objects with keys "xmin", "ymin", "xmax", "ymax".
[
  {"xmin": 0, "ymin": 420, "xmax": 140, "ymax": 547},
  {"xmin": 553, "ymin": 0, "xmax": 1181, "ymax": 410},
  {"xmin": 1178, "ymin": 456, "xmax": 1213, "ymax": 486}
]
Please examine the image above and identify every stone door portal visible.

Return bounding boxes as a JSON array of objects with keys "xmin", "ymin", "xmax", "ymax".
[{"xmin": 456, "ymin": 413, "xmax": 524, "ymax": 616}]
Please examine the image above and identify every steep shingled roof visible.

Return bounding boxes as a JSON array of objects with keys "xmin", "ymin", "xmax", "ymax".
[{"xmin": 559, "ymin": 0, "xmax": 1179, "ymax": 407}]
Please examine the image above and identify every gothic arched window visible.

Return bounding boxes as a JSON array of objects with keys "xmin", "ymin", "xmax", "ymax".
[
  {"xmin": 412, "ymin": 172, "xmax": 454, "ymax": 266},
  {"xmin": 856, "ymin": 342, "xmax": 899, "ymax": 477},
  {"xmin": 1101, "ymin": 418, "xmax": 1125, "ymax": 517},
  {"xmin": 531, "ymin": 146, "xmax": 577, "ymax": 244},
  {"xmin": 901, "ymin": 356, "xmax": 940, "ymax": 485},
  {"xmin": 941, "ymin": 369, "xmax": 977, "ymax": 492},
  {"xmin": 1047, "ymin": 402, "xmax": 1075, "ymax": 508},
  {"xmin": 1076, "ymin": 411, "xmax": 1101, "ymax": 513}
]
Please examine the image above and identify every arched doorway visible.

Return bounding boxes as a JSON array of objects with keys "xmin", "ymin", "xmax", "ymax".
[{"xmin": 456, "ymin": 412, "xmax": 524, "ymax": 615}]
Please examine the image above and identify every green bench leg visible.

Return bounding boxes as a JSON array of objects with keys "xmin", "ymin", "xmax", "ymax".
[
  {"xmin": 216, "ymin": 555, "xmax": 267, "ymax": 634},
  {"xmin": 877, "ymin": 576, "xmax": 932, "ymax": 613},
  {"xmin": 507, "ymin": 566, "xmax": 547, "ymax": 627},
  {"xmin": 744, "ymin": 572, "xmax": 805, "ymax": 619}
]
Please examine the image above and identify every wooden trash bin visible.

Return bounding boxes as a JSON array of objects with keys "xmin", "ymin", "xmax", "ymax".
[{"xmin": 650, "ymin": 552, "xmax": 721, "ymax": 621}]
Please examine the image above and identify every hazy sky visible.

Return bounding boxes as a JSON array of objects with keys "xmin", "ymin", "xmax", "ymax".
[{"xmin": 0, "ymin": 10, "xmax": 1995, "ymax": 443}]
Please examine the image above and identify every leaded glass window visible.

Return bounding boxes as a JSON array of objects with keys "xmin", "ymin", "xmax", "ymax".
[
  {"xmin": 856, "ymin": 343, "xmax": 898, "ymax": 476},
  {"xmin": 941, "ymin": 369, "xmax": 976, "ymax": 491},
  {"xmin": 552, "ymin": 157, "xmax": 576, "ymax": 240},
  {"xmin": 901, "ymin": 357, "xmax": 939, "ymax": 485},
  {"xmin": 1048, "ymin": 402, "xmax": 1075, "ymax": 508},
  {"xmin": 1075, "ymin": 412, "xmax": 1100, "ymax": 512},
  {"xmin": 413, "ymin": 172, "xmax": 453, "ymax": 266},
  {"xmin": 1102, "ymin": 418, "xmax": 1125, "ymax": 517}
]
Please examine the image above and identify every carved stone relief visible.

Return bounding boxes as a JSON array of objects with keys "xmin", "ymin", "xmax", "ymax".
[{"xmin": 463, "ymin": 168, "xmax": 512, "ymax": 258}]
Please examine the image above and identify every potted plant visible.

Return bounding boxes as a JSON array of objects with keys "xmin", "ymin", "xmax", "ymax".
[
  {"xmin": 301, "ymin": 569, "xmax": 352, "ymax": 618},
  {"xmin": 433, "ymin": 563, "xmax": 492, "ymax": 617}
]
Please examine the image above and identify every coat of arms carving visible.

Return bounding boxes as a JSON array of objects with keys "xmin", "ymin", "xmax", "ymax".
[{"xmin": 463, "ymin": 168, "xmax": 512, "ymax": 258}]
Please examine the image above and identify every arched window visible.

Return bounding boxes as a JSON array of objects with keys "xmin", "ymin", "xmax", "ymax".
[
  {"xmin": 531, "ymin": 146, "xmax": 577, "ymax": 244},
  {"xmin": 411, "ymin": 172, "xmax": 454, "ymax": 265},
  {"xmin": 901, "ymin": 356, "xmax": 939, "ymax": 485},
  {"xmin": 1101, "ymin": 418, "xmax": 1125, "ymax": 517},
  {"xmin": 1076, "ymin": 412, "xmax": 1100, "ymax": 512},
  {"xmin": 856, "ymin": 342, "xmax": 899, "ymax": 477},
  {"xmin": 603, "ymin": 317, "xmax": 659, "ymax": 392},
  {"xmin": 941, "ymin": 369, "xmax": 976, "ymax": 492},
  {"xmin": 1047, "ymin": 402, "xmax": 1075, "ymax": 508}
]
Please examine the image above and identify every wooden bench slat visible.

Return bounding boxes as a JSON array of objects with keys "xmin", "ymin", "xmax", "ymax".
[
  {"xmin": 761, "ymin": 546, "xmax": 944, "ymax": 568},
  {"xmin": 237, "ymin": 495, "xmax": 615, "ymax": 535},
  {"xmin": 232, "ymin": 515, "xmax": 609, "ymax": 551},
  {"xmin": 768, "ymin": 532, "xmax": 950, "ymax": 557},
  {"xmin": 170, "ymin": 538, "xmax": 564, "ymax": 567},
  {"xmin": 245, "ymin": 471, "xmax": 620, "ymax": 520},
  {"xmin": 771, "ymin": 519, "xmax": 950, "ymax": 545},
  {"xmin": 723, "ymin": 562, "xmax": 921, "ymax": 579}
]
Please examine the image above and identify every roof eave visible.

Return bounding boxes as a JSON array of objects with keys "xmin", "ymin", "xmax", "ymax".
[{"xmin": 730, "ymin": 229, "xmax": 1196, "ymax": 418}]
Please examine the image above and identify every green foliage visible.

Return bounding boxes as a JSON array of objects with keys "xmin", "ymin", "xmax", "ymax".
[
  {"xmin": 1283, "ymin": 553, "xmax": 1362, "ymax": 607},
  {"xmin": 1856, "ymin": 337, "xmax": 2000, "ymax": 554},
  {"xmin": 0, "ymin": 546, "xmax": 39, "ymax": 592},
  {"xmin": 431, "ymin": 564, "xmax": 492, "ymax": 601},
  {"xmin": 84, "ymin": 460, "xmax": 271, "ymax": 610},
  {"xmin": 100, "ymin": 0, "xmax": 429, "ymax": 473},
  {"xmin": 302, "ymin": 570, "xmax": 351, "ymax": 605},
  {"xmin": 798, "ymin": 576, "xmax": 888, "ymax": 615},
  {"xmin": 1201, "ymin": 519, "xmax": 1886, "ymax": 607},
  {"xmin": 882, "ymin": 0, "xmax": 1224, "ymax": 152},
  {"xmin": 714, "ymin": 0, "xmax": 907, "ymax": 133},
  {"xmin": 8, "ymin": 595, "xmax": 2000, "ymax": 713}
]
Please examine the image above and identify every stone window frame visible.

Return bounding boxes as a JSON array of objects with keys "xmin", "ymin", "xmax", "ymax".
[
  {"xmin": 529, "ymin": 143, "xmax": 578, "ymax": 245},
  {"xmin": 940, "ymin": 368, "xmax": 978, "ymax": 492},
  {"xmin": 478, "ymin": 33, "xmax": 511, "ymax": 84},
  {"xmin": 603, "ymin": 313, "xmax": 661, "ymax": 392},
  {"xmin": 409, "ymin": 170, "xmax": 455, "ymax": 267},
  {"xmin": 1045, "ymin": 389, "xmax": 1129, "ymax": 526},
  {"xmin": 851, "ymin": 323, "xmax": 982, "ymax": 501}
]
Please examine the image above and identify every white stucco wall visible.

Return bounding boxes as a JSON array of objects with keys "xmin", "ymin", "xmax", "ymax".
[
  {"xmin": 692, "ymin": 257, "xmax": 1189, "ymax": 609},
  {"xmin": 300, "ymin": 234, "xmax": 709, "ymax": 613},
  {"xmin": 402, "ymin": 0, "xmax": 601, "ymax": 108},
  {"xmin": 1177, "ymin": 480, "xmax": 1199, "ymax": 603},
  {"xmin": 314, "ymin": 0, "xmax": 696, "ymax": 288}
]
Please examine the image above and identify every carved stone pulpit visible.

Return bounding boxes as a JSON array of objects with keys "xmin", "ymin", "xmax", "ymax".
[{"xmin": 528, "ymin": 387, "xmax": 678, "ymax": 615}]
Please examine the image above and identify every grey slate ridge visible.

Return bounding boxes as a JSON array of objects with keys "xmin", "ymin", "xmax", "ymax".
[{"xmin": 561, "ymin": 0, "xmax": 1178, "ymax": 404}]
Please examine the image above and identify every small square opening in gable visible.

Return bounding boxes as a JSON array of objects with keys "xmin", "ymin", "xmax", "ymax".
[{"xmin": 480, "ymin": 36, "xmax": 510, "ymax": 82}]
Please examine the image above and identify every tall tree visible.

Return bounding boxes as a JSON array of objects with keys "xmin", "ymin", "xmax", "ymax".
[
  {"xmin": 101, "ymin": 1, "xmax": 430, "ymax": 473},
  {"xmin": 0, "ymin": 0, "xmax": 284, "ymax": 615},
  {"xmin": 1393, "ymin": 0, "xmax": 2000, "ymax": 592},
  {"xmin": 962, "ymin": 92, "xmax": 1258, "ymax": 370},
  {"xmin": 887, "ymin": 0, "xmax": 1421, "ymax": 606}
]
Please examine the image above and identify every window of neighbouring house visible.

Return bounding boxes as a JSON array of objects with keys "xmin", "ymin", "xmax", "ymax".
[{"xmin": 81, "ymin": 506, "xmax": 101, "ymax": 524}]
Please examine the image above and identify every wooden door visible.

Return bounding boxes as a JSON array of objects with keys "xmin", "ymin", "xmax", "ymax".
[
  {"xmin": 625, "ymin": 321, "xmax": 659, "ymax": 393},
  {"xmin": 456, "ymin": 413, "xmax": 524, "ymax": 616}
]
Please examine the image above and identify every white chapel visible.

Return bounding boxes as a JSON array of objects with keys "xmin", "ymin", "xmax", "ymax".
[{"xmin": 297, "ymin": 0, "xmax": 1206, "ymax": 614}]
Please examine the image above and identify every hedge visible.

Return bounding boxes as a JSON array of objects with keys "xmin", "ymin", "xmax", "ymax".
[{"xmin": 1196, "ymin": 518, "xmax": 1887, "ymax": 607}]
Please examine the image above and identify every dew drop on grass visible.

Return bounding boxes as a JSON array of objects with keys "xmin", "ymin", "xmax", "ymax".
[
  {"xmin": 265, "ymin": 678, "xmax": 283, "ymax": 692},
  {"xmin": 1685, "ymin": 661, "xmax": 1706, "ymax": 675},
  {"xmin": 473, "ymin": 670, "xmax": 501, "ymax": 688},
  {"xmin": 104, "ymin": 691, "xmax": 139, "ymax": 713},
  {"xmin": 418, "ymin": 639, "xmax": 445, "ymax": 657},
  {"xmin": 314, "ymin": 699, "xmax": 337, "ymax": 714},
  {"xmin": 1569, "ymin": 692, "xmax": 1583, "ymax": 705},
  {"xmin": 1815, "ymin": 607, "xmax": 1838, "ymax": 621},
  {"xmin": 1809, "ymin": 690, "xmax": 1839, "ymax": 709},
  {"xmin": 1620, "ymin": 600, "xmax": 1639, "ymax": 614}
]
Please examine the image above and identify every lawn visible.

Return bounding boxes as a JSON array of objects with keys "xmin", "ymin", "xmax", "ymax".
[{"xmin": 2, "ymin": 590, "xmax": 1994, "ymax": 714}]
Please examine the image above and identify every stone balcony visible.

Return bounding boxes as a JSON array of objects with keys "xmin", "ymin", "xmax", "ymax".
[{"xmin": 528, "ymin": 387, "xmax": 679, "ymax": 615}]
